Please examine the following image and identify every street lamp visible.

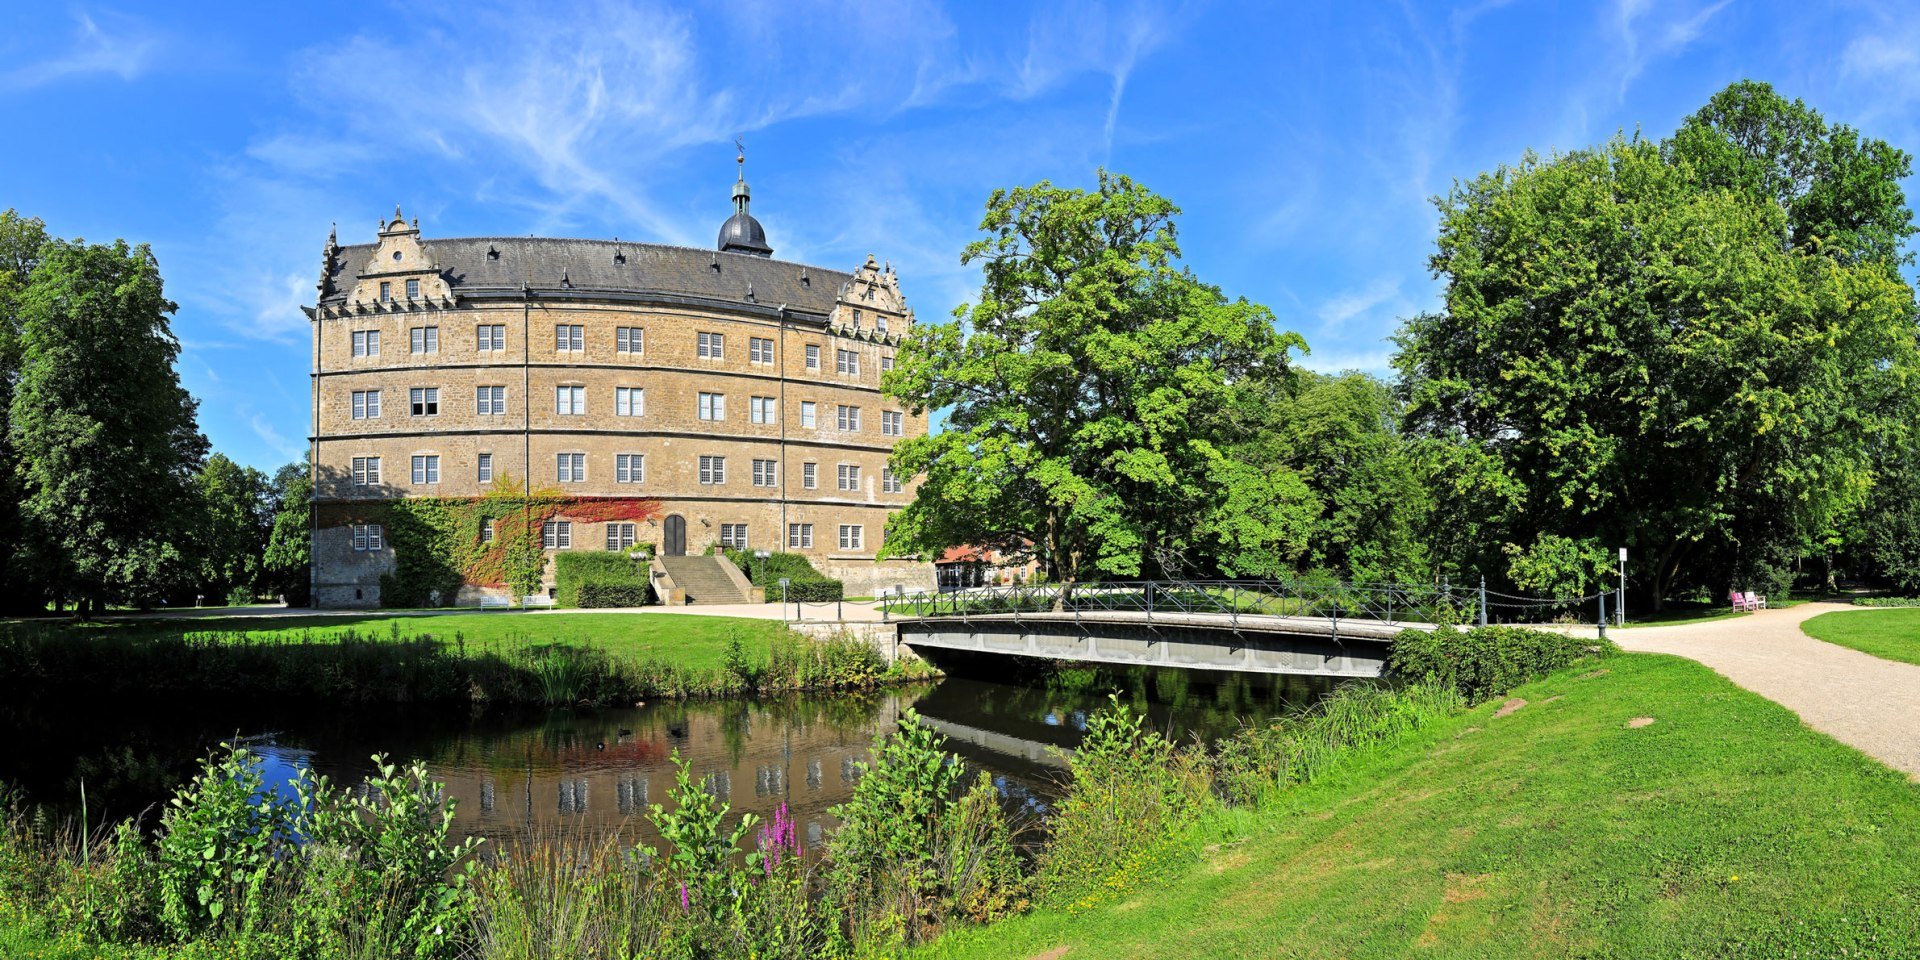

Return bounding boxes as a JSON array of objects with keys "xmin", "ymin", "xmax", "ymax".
[
  {"xmin": 1617, "ymin": 547, "xmax": 1627, "ymax": 627},
  {"xmin": 777, "ymin": 577, "xmax": 791, "ymax": 618}
]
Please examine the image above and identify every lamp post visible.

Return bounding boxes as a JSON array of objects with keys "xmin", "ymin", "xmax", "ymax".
[
  {"xmin": 1617, "ymin": 547, "xmax": 1627, "ymax": 627},
  {"xmin": 778, "ymin": 577, "xmax": 791, "ymax": 620}
]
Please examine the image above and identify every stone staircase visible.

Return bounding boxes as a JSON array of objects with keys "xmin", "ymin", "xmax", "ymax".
[{"xmin": 657, "ymin": 555, "xmax": 752, "ymax": 605}]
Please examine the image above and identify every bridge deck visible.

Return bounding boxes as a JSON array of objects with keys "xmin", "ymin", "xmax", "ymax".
[
  {"xmin": 898, "ymin": 609, "xmax": 1430, "ymax": 641},
  {"xmin": 893, "ymin": 610, "xmax": 1432, "ymax": 678}
]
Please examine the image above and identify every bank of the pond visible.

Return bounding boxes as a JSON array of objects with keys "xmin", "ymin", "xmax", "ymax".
[
  {"xmin": 1801, "ymin": 606, "xmax": 1920, "ymax": 667},
  {"xmin": 0, "ymin": 613, "xmax": 930, "ymax": 706},
  {"xmin": 920, "ymin": 652, "xmax": 1920, "ymax": 959}
]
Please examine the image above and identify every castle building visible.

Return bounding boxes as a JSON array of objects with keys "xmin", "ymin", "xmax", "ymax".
[{"xmin": 303, "ymin": 159, "xmax": 933, "ymax": 607}]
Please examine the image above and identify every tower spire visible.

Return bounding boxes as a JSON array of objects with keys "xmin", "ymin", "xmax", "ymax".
[{"xmin": 717, "ymin": 137, "xmax": 772, "ymax": 256}]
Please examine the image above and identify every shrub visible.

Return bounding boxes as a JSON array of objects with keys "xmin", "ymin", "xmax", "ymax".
[
  {"xmin": 224, "ymin": 586, "xmax": 255, "ymax": 607},
  {"xmin": 1852, "ymin": 596, "xmax": 1920, "ymax": 607},
  {"xmin": 725, "ymin": 549, "xmax": 844, "ymax": 602},
  {"xmin": 154, "ymin": 745, "xmax": 298, "ymax": 939},
  {"xmin": 553, "ymin": 552, "xmax": 648, "ymax": 607},
  {"xmin": 576, "ymin": 582, "xmax": 648, "ymax": 607},
  {"xmin": 828, "ymin": 710, "xmax": 1024, "ymax": 949},
  {"xmin": 1388, "ymin": 624, "xmax": 1611, "ymax": 703},
  {"xmin": 1037, "ymin": 695, "xmax": 1208, "ymax": 909}
]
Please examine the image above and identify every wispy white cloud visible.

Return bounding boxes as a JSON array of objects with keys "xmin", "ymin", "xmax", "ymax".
[
  {"xmin": 248, "ymin": 412, "xmax": 303, "ymax": 463},
  {"xmin": 1316, "ymin": 275, "xmax": 1407, "ymax": 333},
  {"xmin": 0, "ymin": 11, "xmax": 160, "ymax": 91}
]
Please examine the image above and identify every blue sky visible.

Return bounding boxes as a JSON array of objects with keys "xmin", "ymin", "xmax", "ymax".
[{"xmin": 5, "ymin": 1, "xmax": 1918, "ymax": 471}]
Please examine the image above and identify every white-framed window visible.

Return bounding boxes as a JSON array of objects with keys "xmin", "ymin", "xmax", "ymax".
[
  {"xmin": 476, "ymin": 385, "xmax": 506, "ymax": 416},
  {"xmin": 606, "ymin": 522, "xmax": 637, "ymax": 551},
  {"xmin": 616, "ymin": 387, "xmax": 644, "ymax": 417},
  {"xmin": 720, "ymin": 523, "xmax": 749, "ymax": 549},
  {"xmin": 837, "ymin": 405, "xmax": 861, "ymax": 431},
  {"xmin": 883, "ymin": 468, "xmax": 902, "ymax": 493},
  {"xmin": 405, "ymin": 279, "xmax": 421, "ymax": 300},
  {"xmin": 352, "ymin": 523, "xmax": 384, "ymax": 552},
  {"xmin": 409, "ymin": 326, "xmax": 438, "ymax": 354},
  {"xmin": 351, "ymin": 456, "xmax": 381, "ymax": 486},
  {"xmin": 555, "ymin": 325, "xmax": 584, "ymax": 352},
  {"xmin": 838, "ymin": 463, "xmax": 860, "ymax": 491},
  {"xmin": 698, "ymin": 455, "xmax": 726, "ymax": 485},
  {"xmin": 409, "ymin": 387, "xmax": 439, "ymax": 416},
  {"xmin": 542, "ymin": 520, "xmax": 573, "ymax": 550},
  {"xmin": 411, "ymin": 455, "xmax": 440, "ymax": 485},
  {"xmin": 351, "ymin": 389, "xmax": 381, "ymax": 420},
  {"xmin": 750, "ymin": 395, "xmax": 775, "ymax": 424},
  {"xmin": 477, "ymin": 324, "xmax": 505, "ymax": 352},
  {"xmin": 555, "ymin": 385, "xmax": 585, "ymax": 415},
  {"xmin": 697, "ymin": 331, "xmax": 724, "ymax": 359},
  {"xmin": 800, "ymin": 401, "xmax": 816, "ymax": 428},
  {"xmin": 876, "ymin": 313, "xmax": 889, "ymax": 334},
  {"xmin": 838, "ymin": 524, "xmax": 864, "ymax": 550},
  {"xmin": 804, "ymin": 344, "xmax": 820, "ymax": 370},
  {"xmin": 616, "ymin": 453, "xmax": 644, "ymax": 484},
  {"xmin": 697, "ymin": 392, "xmax": 725, "ymax": 421},
  {"xmin": 477, "ymin": 453, "xmax": 493, "ymax": 483},
  {"xmin": 882, "ymin": 410, "xmax": 904, "ymax": 436},
  {"xmin": 379, "ymin": 281, "xmax": 392, "ymax": 302},
  {"xmin": 787, "ymin": 523, "xmax": 813, "ymax": 549},
  {"xmin": 881, "ymin": 354, "xmax": 894, "ymax": 371},
  {"xmin": 801, "ymin": 462, "xmax": 816, "ymax": 489},
  {"xmin": 616, "ymin": 327, "xmax": 644, "ymax": 354},
  {"xmin": 749, "ymin": 336, "xmax": 774, "ymax": 364},
  {"xmin": 352, "ymin": 330, "xmax": 380, "ymax": 357},
  {"xmin": 480, "ymin": 519, "xmax": 495, "ymax": 544},
  {"xmin": 836, "ymin": 348, "xmax": 860, "ymax": 375},
  {"xmin": 556, "ymin": 452, "xmax": 585, "ymax": 483},
  {"xmin": 853, "ymin": 308, "xmax": 863, "ymax": 328},
  {"xmin": 752, "ymin": 458, "xmax": 777, "ymax": 487}
]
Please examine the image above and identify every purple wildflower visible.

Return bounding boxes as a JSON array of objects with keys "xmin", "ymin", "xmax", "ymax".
[{"xmin": 678, "ymin": 881, "xmax": 690, "ymax": 913}]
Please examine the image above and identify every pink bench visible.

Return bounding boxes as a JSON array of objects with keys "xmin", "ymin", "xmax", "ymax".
[{"xmin": 1728, "ymin": 590, "xmax": 1767, "ymax": 612}]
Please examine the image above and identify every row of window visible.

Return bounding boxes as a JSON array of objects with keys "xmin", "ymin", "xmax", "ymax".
[
  {"xmin": 346, "ymin": 386, "xmax": 905, "ymax": 434},
  {"xmin": 349, "ymin": 325, "xmax": 895, "ymax": 372},
  {"xmin": 346, "ymin": 453, "xmax": 903, "ymax": 492},
  {"xmin": 348, "ymin": 520, "xmax": 863, "ymax": 554}
]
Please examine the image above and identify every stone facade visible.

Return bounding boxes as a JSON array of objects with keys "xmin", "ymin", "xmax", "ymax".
[{"xmin": 305, "ymin": 201, "xmax": 934, "ymax": 607}]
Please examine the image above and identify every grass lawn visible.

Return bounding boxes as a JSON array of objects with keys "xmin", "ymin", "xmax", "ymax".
[
  {"xmin": 921, "ymin": 653, "xmax": 1920, "ymax": 959},
  {"xmin": 18, "ymin": 612, "xmax": 788, "ymax": 673},
  {"xmin": 1801, "ymin": 607, "xmax": 1920, "ymax": 668}
]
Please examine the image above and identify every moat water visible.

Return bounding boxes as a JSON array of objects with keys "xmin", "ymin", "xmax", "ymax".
[{"xmin": 1, "ymin": 657, "xmax": 1338, "ymax": 850}]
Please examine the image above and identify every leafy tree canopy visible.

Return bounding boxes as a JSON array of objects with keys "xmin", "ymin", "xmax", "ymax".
[{"xmin": 883, "ymin": 171, "xmax": 1304, "ymax": 582}]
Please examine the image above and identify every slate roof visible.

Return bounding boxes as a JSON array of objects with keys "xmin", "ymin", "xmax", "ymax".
[{"xmin": 321, "ymin": 237, "xmax": 850, "ymax": 316}]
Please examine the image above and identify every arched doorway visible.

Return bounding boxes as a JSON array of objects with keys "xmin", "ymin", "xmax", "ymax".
[{"xmin": 663, "ymin": 515, "xmax": 686, "ymax": 556}]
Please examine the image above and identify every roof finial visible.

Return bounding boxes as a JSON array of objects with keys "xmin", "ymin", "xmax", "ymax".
[
  {"xmin": 735, "ymin": 136, "xmax": 746, "ymax": 182},
  {"xmin": 393, "ymin": 203, "xmax": 403, "ymax": 221}
]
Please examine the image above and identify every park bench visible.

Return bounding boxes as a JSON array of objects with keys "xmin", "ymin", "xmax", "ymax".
[
  {"xmin": 1729, "ymin": 590, "xmax": 1767, "ymax": 612},
  {"xmin": 477, "ymin": 595, "xmax": 512, "ymax": 609},
  {"xmin": 522, "ymin": 594, "xmax": 555, "ymax": 608}
]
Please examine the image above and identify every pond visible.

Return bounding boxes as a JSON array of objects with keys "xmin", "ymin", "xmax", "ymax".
[{"xmin": 0, "ymin": 656, "xmax": 1340, "ymax": 851}]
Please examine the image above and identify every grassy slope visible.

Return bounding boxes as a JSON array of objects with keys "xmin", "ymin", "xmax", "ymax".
[
  {"xmin": 1801, "ymin": 607, "xmax": 1920, "ymax": 668},
  {"xmin": 27, "ymin": 613, "xmax": 786, "ymax": 672},
  {"xmin": 924, "ymin": 654, "xmax": 1920, "ymax": 959}
]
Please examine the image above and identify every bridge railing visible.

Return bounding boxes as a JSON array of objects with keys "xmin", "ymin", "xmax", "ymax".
[{"xmin": 879, "ymin": 579, "xmax": 1477, "ymax": 629}]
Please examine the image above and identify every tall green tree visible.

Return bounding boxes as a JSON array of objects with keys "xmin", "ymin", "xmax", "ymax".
[
  {"xmin": 194, "ymin": 453, "xmax": 272, "ymax": 603},
  {"xmin": 263, "ymin": 461, "xmax": 313, "ymax": 606},
  {"xmin": 1396, "ymin": 132, "xmax": 1918, "ymax": 606},
  {"xmin": 0, "ymin": 211, "xmax": 49, "ymax": 610},
  {"xmin": 883, "ymin": 172, "xmax": 1304, "ymax": 582},
  {"xmin": 11, "ymin": 238, "xmax": 207, "ymax": 612}
]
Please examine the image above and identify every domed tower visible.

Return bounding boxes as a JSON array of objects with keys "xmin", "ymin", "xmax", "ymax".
[{"xmin": 717, "ymin": 146, "xmax": 773, "ymax": 257}]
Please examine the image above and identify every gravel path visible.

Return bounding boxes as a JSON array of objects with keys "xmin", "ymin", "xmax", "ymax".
[{"xmin": 1606, "ymin": 603, "xmax": 1920, "ymax": 779}]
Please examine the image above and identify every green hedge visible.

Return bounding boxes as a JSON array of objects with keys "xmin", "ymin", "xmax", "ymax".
[
  {"xmin": 1852, "ymin": 596, "xmax": 1920, "ymax": 607},
  {"xmin": 554, "ymin": 552, "xmax": 649, "ymax": 607},
  {"xmin": 723, "ymin": 549, "xmax": 844, "ymax": 602},
  {"xmin": 577, "ymin": 582, "xmax": 650, "ymax": 607},
  {"xmin": 1387, "ymin": 624, "xmax": 1612, "ymax": 703}
]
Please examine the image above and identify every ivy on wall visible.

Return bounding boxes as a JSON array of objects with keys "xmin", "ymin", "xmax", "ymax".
[{"xmin": 318, "ymin": 475, "xmax": 662, "ymax": 606}]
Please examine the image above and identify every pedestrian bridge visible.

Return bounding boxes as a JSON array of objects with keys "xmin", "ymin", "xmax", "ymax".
[{"xmin": 879, "ymin": 580, "xmax": 1472, "ymax": 679}]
